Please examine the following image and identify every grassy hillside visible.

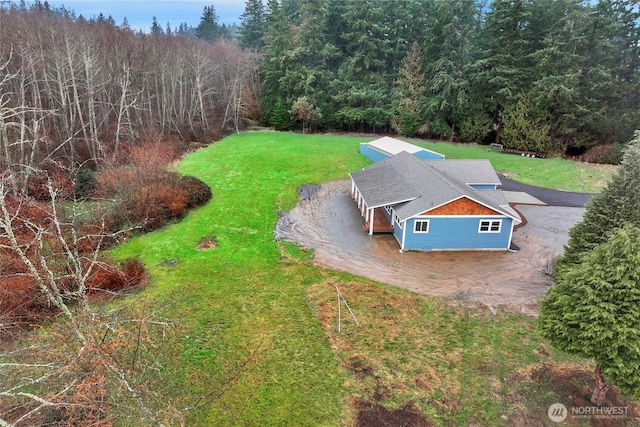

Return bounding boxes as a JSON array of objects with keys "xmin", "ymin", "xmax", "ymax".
[{"xmin": 110, "ymin": 132, "xmax": 625, "ymax": 425}]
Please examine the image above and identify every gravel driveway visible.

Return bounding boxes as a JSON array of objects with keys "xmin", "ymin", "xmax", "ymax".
[{"xmin": 276, "ymin": 180, "xmax": 589, "ymax": 314}]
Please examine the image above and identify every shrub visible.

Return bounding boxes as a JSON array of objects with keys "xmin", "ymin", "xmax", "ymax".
[
  {"xmin": 27, "ymin": 166, "xmax": 73, "ymax": 201},
  {"xmin": 180, "ymin": 175, "xmax": 212, "ymax": 209},
  {"xmin": 74, "ymin": 168, "xmax": 97, "ymax": 199},
  {"xmin": 87, "ymin": 259, "xmax": 147, "ymax": 299}
]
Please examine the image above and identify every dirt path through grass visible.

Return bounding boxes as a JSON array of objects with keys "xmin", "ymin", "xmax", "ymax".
[{"xmin": 276, "ymin": 180, "xmax": 586, "ymax": 314}]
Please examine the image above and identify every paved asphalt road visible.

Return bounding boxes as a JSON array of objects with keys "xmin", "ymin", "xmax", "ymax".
[{"xmin": 499, "ymin": 177, "xmax": 594, "ymax": 207}]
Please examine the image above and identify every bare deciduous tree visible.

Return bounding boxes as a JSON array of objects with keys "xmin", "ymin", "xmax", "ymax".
[
  {"xmin": 0, "ymin": 175, "xmax": 180, "ymax": 426},
  {"xmin": 0, "ymin": 7, "xmax": 262, "ymax": 178}
]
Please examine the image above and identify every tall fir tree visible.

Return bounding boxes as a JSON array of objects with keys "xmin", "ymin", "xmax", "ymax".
[
  {"xmin": 286, "ymin": 0, "xmax": 331, "ymax": 117},
  {"xmin": 196, "ymin": 5, "xmax": 223, "ymax": 41},
  {"xmin": 239, "ymin": 0, "xmax": 267, "ymax": 49},
  {"xmin": 392, "ymin": 42, "xmax": 427, "ymax": 136},
  {"xmin": 560, "ymin": 133, "xmax": 640, "ymax": 267},
  {"xmin": 471, "ymin": 0, "xmax": 537, "ymax": 144},
  {"xmin": 540, "ymin": 225, "xmax": 640, "ymax": 405},
  {"xmin": 500, "ymin": 96, "xmax": 555, "ymax": 153},
  {"xmin": 150, "ymin": 16, "xmax": 164, "ymax": 36},
  {"xmin": 261, "ymin": 0, "xmax": 296, "ymax": 127},
  {"xmin": 332, "ymin": 0, "xmax": 393, "ymax": 132},
  {"xmin": 423, "ymin": 0, "xmax": 478, "ymax": 140},
  {"xmin": 529, "ymin": 0, "xmax": 591, "ymax": 151}
]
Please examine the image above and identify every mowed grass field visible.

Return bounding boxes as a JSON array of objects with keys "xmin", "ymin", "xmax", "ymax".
[
  {"xmin": 111, "ymin": 132, "xmax": 618, "ymax": 425},
  {"xmin": 405, "ymin": 138, "xmax": 616, "ymax": 192}
]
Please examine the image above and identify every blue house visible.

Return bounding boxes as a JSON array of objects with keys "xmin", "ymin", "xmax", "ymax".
[
  {"xmin": 349, "ymin": 151, "xmax": 521, "ymax": 251},
  {"xmin": 359, "ymin": 136, "xmax": 445, "ymax": 162}
]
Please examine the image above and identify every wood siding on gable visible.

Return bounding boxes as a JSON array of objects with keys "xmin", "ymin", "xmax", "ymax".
[{"xmin": 422, "ymin": 197, "xmax": 499, "ymax": 216}]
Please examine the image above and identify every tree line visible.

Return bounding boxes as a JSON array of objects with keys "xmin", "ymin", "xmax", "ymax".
[
  {"xmin": 0, "ymin": 3, "xmax": 261, "ymax": 196},
  {"xmin": 245, "ymin": 0, "xmax": 640, "ymax": 160}
]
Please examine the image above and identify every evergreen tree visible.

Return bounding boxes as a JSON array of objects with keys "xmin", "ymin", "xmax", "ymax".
[
  {"xmin": 501, "ymin": 96, "xmax": 555, "ymax": 153},
  {"xmin": 282, "ymin": 0, "xmax": 332, "ymax": 120},
  {"xmin": 150, "ymin": 16, "xmax": 164, "ymax": 36},
  {"xmin": 471, "ymin": 0, "xmax": 537, "ymax": 144},
  {"xmin": 592, "ymin": 0, "xmax": 640, "ymax": 145},
  {"xmin": 324, "ymin": 0, "xmax": 347, "ymax": 52},
  {"xmin": 423, "ymin": 0, "xmax": 478, "ymax": 140},
  {"xmin": 540, "ymin": 225, "xmax": 640, "ymax": 405},
  {"xmin": 196, "ymin": 5, "xmax": 221, "ymax": 41},
  {"xmin": 261, "ymin": 0, "xmax": 296, "ymax": 126},
  {"xmin": 239, "ymin": 0, "xmax": 267, "ymax": 49},
  {"xmin": 332, "ymin": 0, "xmax": 393, "ymax": 132},
  {"xmin": 528, "ymin": 0, "xmax": 591, "ymax": 151},
  {"xmin": 392, "ymin": 42, "xmax": 427, "ymax": 136},
  {"xmin": 282, "ymin": 0, "xmax": 302, "ymax": 23},
  {"xmin": 290, "ymin": 96, "xmax": 323, "ymax": 133},
  {"xmin": 560, "ymin": 134, "xmax": 640, "ymax": 266},
  {"xmin": 271, "ymin": 98, "xmax": 296, "ymax": 130},
  {"xmin": 384, "ymin": 0, "xmax": 431, "ymax": 66},
  {"xmin": 176, "ymin": 22, "xmax": 195, "ymax": 37}
]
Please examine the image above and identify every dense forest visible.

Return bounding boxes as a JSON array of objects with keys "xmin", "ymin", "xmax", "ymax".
[
  {"xmin": 251, "ymin": 0, "xmax": 640, "ymax": 160},
  {"xmin": 0, "ymin": 2, "xmax": 261, "ymax": 196}
]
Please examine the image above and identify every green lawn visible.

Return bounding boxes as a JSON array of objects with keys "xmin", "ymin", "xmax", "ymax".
[
  {"xmin": 112, "ymin": 132, "xmax": 370, "ymax": 425},
  {"xmin": 405, "ymin": 138, "xmax": 615, "ymax": 192},
  {"xmin": 110, "ymin": 132, "xmax": 613, "ymax": 425}
]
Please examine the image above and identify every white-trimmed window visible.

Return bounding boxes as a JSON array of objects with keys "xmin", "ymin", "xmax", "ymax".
[
  {"xmin": 414, "ymin": 220, "xmax": 430, "ymax": 233},
  {"xmin": 479, "ymin": 220, "xmax": 502, "ymax": 233}
]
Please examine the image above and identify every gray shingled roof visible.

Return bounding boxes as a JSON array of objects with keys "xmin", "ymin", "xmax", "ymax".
[
  {"xmin": 427, "ymin": 159, "xmax": 500, "ymax": 185},
  {"xmin": 349, "ymin": 151, "xmax": 519, "ymax": 223},
  {"xmin": 349, "ymin": 154, "xmax": 419, "ymax": 207}
]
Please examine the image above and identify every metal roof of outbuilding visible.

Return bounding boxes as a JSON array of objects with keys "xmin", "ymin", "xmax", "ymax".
[{"xmin": 366, "ymin": 136, "xmax": 444, "ymax": 158}]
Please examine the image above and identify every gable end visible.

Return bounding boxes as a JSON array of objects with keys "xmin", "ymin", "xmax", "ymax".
[{"xmin": 421, "ymin": 196, "xmax": 501, "ymax": 216}]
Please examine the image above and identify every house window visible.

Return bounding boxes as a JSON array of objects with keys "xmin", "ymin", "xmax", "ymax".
[
  {"xmin": 414, "ymin": 220, "xmax": 430, "ymax": 233},
  {"xmin": 479, "ymin": 220, "xmax": 502, "ymax": 233}
]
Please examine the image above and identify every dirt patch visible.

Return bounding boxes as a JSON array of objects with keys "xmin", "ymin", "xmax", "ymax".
[
  {"xmin": 501, "ymin": 171, "xmax": 520, "ymax": 179},
  {"xmin": 276, "ymin": 180, "xmax": 586, "ymax": 315},
  {"xmin": 509, "ymin": 363, "xmax": 640, "ymax": 426},
  {"xmin": 196, "ymin": 235, "xmax": 218, "ymax": 250},
  {"xmin": 353, "ymin": 397, "xmax": 435, "ymax": 427}
]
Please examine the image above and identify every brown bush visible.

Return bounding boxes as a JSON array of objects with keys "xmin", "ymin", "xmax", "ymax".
[
  {"xmin": 0, "ymin": 276, "xmax": 54, "ymax": 335},
  {"xmin": 27, "ymin": 165, "xmax": 74, "ymax": 201},
  {"xmin": 96, "ymin": 167, "xmax": 210, "ymax": 232},
  {"xmin": 180, "ymin": 175, "xmax": 212, "ymax": 209},
  {"xmin": 0, "ymin": 191, "xmax": 148, "ymax": 333},
  {"xmin": 87, "ymin": 259, "xmax": 147, "ymax": 300}
]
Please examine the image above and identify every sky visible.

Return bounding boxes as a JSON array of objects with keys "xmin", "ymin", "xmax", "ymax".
[{"xmin": 45, "ymin": 0, "xmax": 248, "ymax": 31}]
